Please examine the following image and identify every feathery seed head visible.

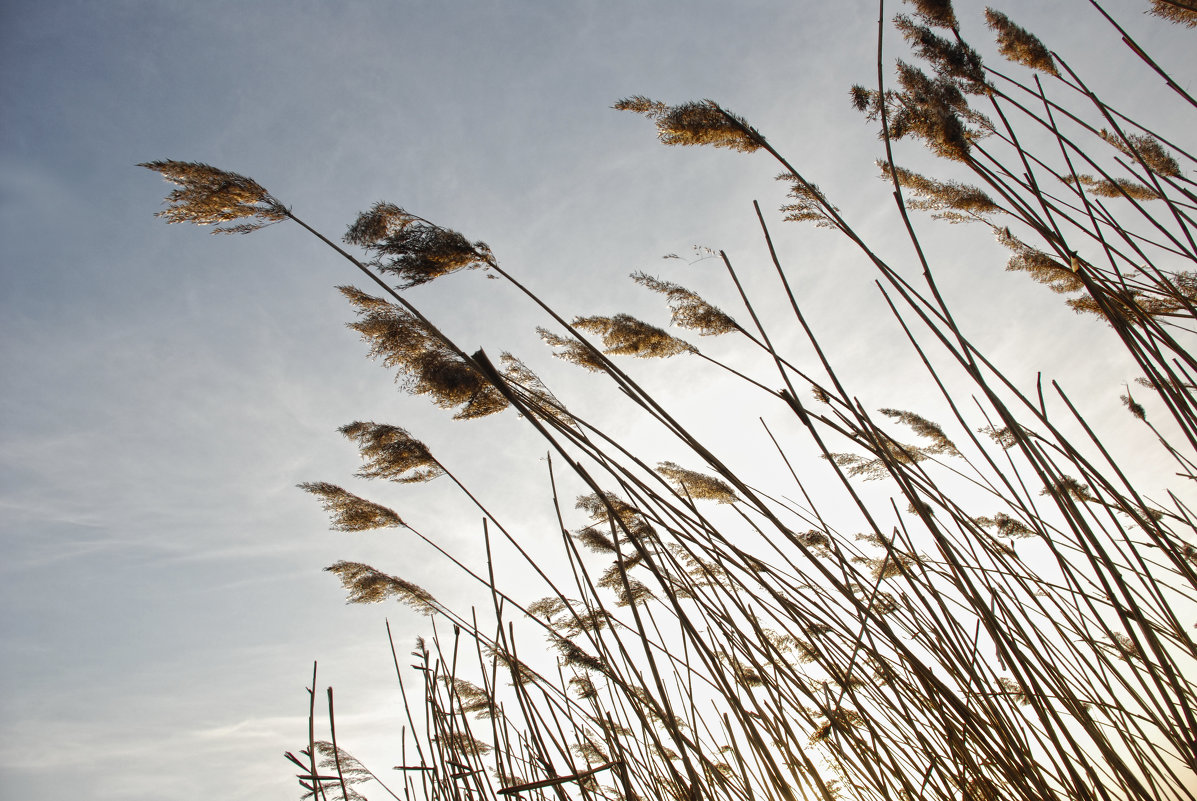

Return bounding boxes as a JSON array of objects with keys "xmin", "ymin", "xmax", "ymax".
[
  {"xmin": 996, "ymin": 231, "xmax": 1084, "ymax": 294},
  {"xmin": 850, "ymin": 85, "xmax": 874, "ymax": 113},
  {"xmin": 1065, "ymin": 174, "xmax": 1160, "ymax": 201},
  {"xmin": 538, "ymin": 327, "xmax": 607, "ymax": 372},
  {"xmin": 895, "ymin": 14, "xmax": 986, "ymax": 89},
  {"xmin": 299, "ymin": 482, "xmax": 404, "ymax": 530},
  {"xmin": 140, "ymin": 160, "xmax": 286, "ymax": 233},
  {"xmin": 338, "ymin": 421, "xmax": 444, "ymax": 483},
  {"xmin": 341, "ymin": 286, "xmax": 508, "ymax": 418},
  {"xmin": 903, "ymin": 0, "xmax": 957, "ymax": 29},
  {"xmin": 1121, "ymin": 392, "xmax": 1147, "ymax": 420},
  {"xmin": 1147, "ymin": 0, "xmax": 1197, "ymax": 27},
  {"xmin": 1099, "ymin": 130, "xmax": 1182, "ymax": 177},
  {"xmin": 344, "ymin": 202, "xmax": 493, "ymax": 288},
  {"xmin": 573, "ymin": 314, "xmax": 695, "ymax": 359},
  {"xmin": 985, "ymin": 9, "xmax": 1058, "ymax": 76},
  {"xmin": 1041, "ymin": 476, "xmax": 1095, "ymax": 503},
  {"xmin": 656, "ymin": 461, "xmax": 739, "ymax": 504},
  {"xmin": 777, "ymin": 174, "xmax": 839, "ymax": 228},
  {"xmin": 881, "ymin": 162, "xmax": 999, "ymax": 218},
  {"xmin": 879, "ymin": 409, "xmax": 960, "ymax": 456},
  {"xmin": 889, "ymin": 62, "xmax": 980, "ymax": 161},
  {"xmin": 325, "ymin": 561, "xmax": 438, "ymax": 614},
  {"xmin": 631, "ymin": 273, "xmax": 738, "ymax": 335},
  {"xmin": 616, "ymin": 97, "xmax": 764, "ymax": 152}
]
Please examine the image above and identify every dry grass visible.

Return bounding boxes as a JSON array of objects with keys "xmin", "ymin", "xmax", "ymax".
[{"xmin": 146, "ymin": 2, "xmax": 1197, "ymax": 799}]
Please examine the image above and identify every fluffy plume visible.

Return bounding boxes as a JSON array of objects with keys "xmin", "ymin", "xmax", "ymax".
[
  {"xmin": 538, "ymin": 327, "xmax": 607, "ymax": 372},
  {"xmin": 975, "ymin": 513, "xmax": 1038, "ymax": 539},
  {"xmin": 985, "ymin": 9, "xmax": 1058, "ymax": 76},
  {"xmin": 446, "ymin": 678, "xmax": 498, "ymax": 718},
  {"xmin": 338, "ymin": 421, "xmax": 444, "ymax": 483},
  {"xmin": 978, "ymin": 423, "xmax": 1017, "ymax": 449},
  {"xmin": 341, "ymin": 286, "xmax": 508, "ymax": 418},
  {"xmin": 879, "ymin": 409, "xmax": 960, "ymax": 456},
  {"xmin": 777, "ymin": 174, "xmax": 839, "ymax": 228},
  {"xmin": 1147, "ymin": 0, "xmax": 1197, "ymax": 27},
  {"xmin": 631, "ymin": 273, "xmax": 738, "ymax": 335},
  {"xmin": 656, "ymin": 461, "xmax": 739, "ymax": 504},
  {"xmin": 548, "ymin": 634, "xmax": 607, "ymax": 672},
  {"xmin": 810, "ymin": 707, "xmax": 865, "ymax": 743},
  {"xmin": 577, "ymin": 491, "xmax": 643, "ymax": 527},
  {"xmin": 1066, "ymin": 274, "xmax": 1197, "ymax": 322},
  {"xmin": 798, "ymin": 530, "xmax": 834, "ymax": 556},
  {"xmin": 889, "ymin": 62, "xmax": 988, "ymax": 161},
  {"xmin": 303, "ymin": 742, "xmax": 371, "ymax": 801},
  {"xmin": 572, "ymin": 314, "xmax": 695, "ymax": 359},
  {"xmin": 996, "ymin": 229, "xmax": 1084, "ymax": 295},
  {"xmin": 140, "ymin": 160, "xmax": 286, "ymax": 233},
  {"xmin": 895, "ymin": 14, "xmax": 986, "ymax": 89},
  {"xmin": 325, "ymin": 561, "xmax": 438, "ymax": 614},
  {"xmin": 1041, "ymin": 476, "xmax": 1096, "ymax": 503},
  {"xmin": 299, "ymin": 482, "xmax": 404, "ymax": 531},
  {"xmin": 1065, "ymin": 174, "xmax": 1160, "ymax": 201},
  {"xmin": 1099, "ymin": 130, "xmax": 1182, "ymax": 178},
  {"xmin": 525, "ymin": 596, "xmax": 568, "ymax": 620},
  {"xmin": 828, "ymin": 433, "xmax": 931, "ymax": 481},
  {"xmin": 903, "ymin": 0, "xmax": 957, "ymax": 29},
  {"xmin": 597, "ymin": 567, "xmax": 656, "ymax": 607},
  {"xmin": 880, "ymin": 162, "xmax": 999, "ymax": 219},
  {"xmin": 615, "ymin": 97, "xmax": 764, "ymax": 152},
  {"xmin": 1135, "ymin": 375, "xmax": 1196, "ymax": 393},
  {"xmin": 343, "ymin": 202, "xmax": 493, "ymax": 288},
  {"xmin": 575, "ymin": 492, "xmax": 656, "ymax": 556},
  {"xmin": 851, "ymin": 64, "xmax": 988, "ymax": 162},
  {"xmin": 569, "ymin": 675, "xmax": 597, "ymax": 700}
]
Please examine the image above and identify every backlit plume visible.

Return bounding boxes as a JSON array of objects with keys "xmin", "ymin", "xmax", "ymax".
[
  {"xmin": 338, "ymin": 421, "xmax": 444, "ymax": 483},
  {"xmin": 139, "ymin": 160, "xmax": 287, "ymax": 233},
  {"xmin": 572, "ymin": 314, "xmax": 695, "ymax": 359},
  {"xmin": 344, "ymin": 202, "xmax": 494, "ymax": 288},
  {"xmin": 341, "ymin": 286, "xmax": 508, "ymax": 419},
  {"xmin": 537, "ymin": 327, "xmax": 607, "ymax": 372},
  {"xmin": 631, "ymin": 273, "xmax": 739, "ymax": 335},
  {"xmin": 1147, "ymin": 0, "xmax": 1197, "ymax": 27},
  {"xmin": 615, "ymin": 97, "xmax": 764, "ymax": 153},
  {"xmin": 656, "ymin": 462, "xmax": 739, "ymax": 504},
  {"xmin": 298, "ymin": 482, "xmax": 404, "ymax": 531},
  {"xmin": 904, "ymin": 0, "xmax": 958, "ymax": 29},
  {"xmin": 985, "ymin": 9, "xmax": 1059, "ymax": 76},
  {"xmin": 325, "ymin": 561, "xmax": 438, "ymax": 614}
]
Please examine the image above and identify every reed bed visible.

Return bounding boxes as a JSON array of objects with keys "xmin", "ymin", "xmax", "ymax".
[{"xmin": 145, "ymin": 1, "xmax": 1197, "ymax": 798}]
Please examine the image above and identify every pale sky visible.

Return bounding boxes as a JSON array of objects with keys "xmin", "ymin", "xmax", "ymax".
[{"xmin": 1, "ymin": 2, "xmax": 1194, "ymax": 800}]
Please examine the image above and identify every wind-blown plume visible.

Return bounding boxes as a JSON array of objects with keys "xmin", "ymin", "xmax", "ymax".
[
  {"xmin": 299, "ymin": 482, "xmax": 404, "ymax": 531},
  {"xmin": 341, "ymin": 286, "xmax": 508, "ymax": 419},
  {"xmin": 338, "ymin": 422, "xmax": 444, "ymax": 483},
  {"xmin": 572, "ymin": 314, "xmax": 695, "ymax": 359},
  {"xmin": 985, "ymin": 9, "xmax": 1058, "ymax": 76},
  {"xmin": 615, "ymin": 97, "xmax": 764, "ymax": 152},
  {"xmin": 325, "ymin": 561, "xmax": 438, "ymax": 614},
  {"xmin": 343, "ymin": 202, "xmax": 493, "ymax": 288},
  {"xmin": 139, "ymin": 160, "xmax": 287, "ymax": 233},
  {"xmin": 631, "ymin": 273, "xmax": 738, "ymax": 335}
]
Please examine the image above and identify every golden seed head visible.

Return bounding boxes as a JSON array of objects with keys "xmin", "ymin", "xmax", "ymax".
[{"xmin": 140, "ymin": 160, "xmax": 286, "ymax": 233}]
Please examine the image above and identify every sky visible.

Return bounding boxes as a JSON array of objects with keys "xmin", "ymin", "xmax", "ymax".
[{"xmin": 1, "ymin": 2, "xmax": 1194, "ymax": 800}]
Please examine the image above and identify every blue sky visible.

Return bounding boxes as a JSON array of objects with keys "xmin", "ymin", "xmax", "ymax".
[{"xmin": 1, "ymin": 2, "xmax": 1194, "ymax": 799}]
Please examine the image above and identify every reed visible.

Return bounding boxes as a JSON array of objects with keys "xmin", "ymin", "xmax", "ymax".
[{"xmin": 145, "ymin": 2, "xmax": 1197, "ymax": 799}]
